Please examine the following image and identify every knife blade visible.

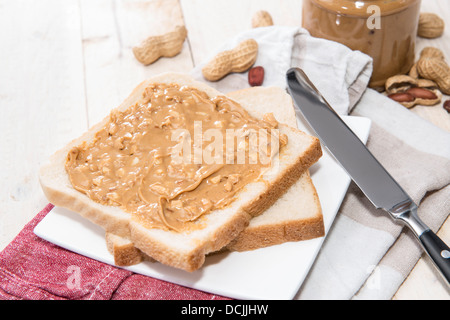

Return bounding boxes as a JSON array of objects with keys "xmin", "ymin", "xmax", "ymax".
[{"xmin": 287, "ymin": 67, "xmax": 450, "ymax": 285}]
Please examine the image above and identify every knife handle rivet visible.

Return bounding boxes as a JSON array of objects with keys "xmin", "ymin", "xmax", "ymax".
[{"xmin": 441, "ymin": 250, "xmax": 450, "ymax": 259}]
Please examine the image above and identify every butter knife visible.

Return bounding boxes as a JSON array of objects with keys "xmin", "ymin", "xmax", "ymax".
[{"xmin": 287, "ymin": 68, "xmax": 450, "ymax": 285}]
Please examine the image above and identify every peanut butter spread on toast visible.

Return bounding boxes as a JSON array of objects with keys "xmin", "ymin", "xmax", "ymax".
[{"xmin": 65, "ymin": 83, "xmax": 287, "ymax": 232}]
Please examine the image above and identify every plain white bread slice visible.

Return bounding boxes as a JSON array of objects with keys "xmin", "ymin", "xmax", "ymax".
[
  {"xmin": 225, "ymin": 169, "xmax": 323, "ymax": 251},
  {"xmin": 39, "ymin": 72, "xmax": 322, "ymax": 272},
  {"xmin": 105, "ymin": 232, "xmax": 150, "ymax": 266}
]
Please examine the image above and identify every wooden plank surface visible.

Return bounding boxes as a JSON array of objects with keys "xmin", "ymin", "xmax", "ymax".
[
  {"xmin": 80, "ymin": 0, "xmax": 193, "ymax": 126},
  {"xmin": 0, "ymin": 0, "xmax": 87, "ymax": 255},
  {"xmin": 0, "ymin": 0, "xmax": 448, "ymax": 300},
  {"xmin": 180, "ymin": 0, "xmax": 303, "ymax": 65}
]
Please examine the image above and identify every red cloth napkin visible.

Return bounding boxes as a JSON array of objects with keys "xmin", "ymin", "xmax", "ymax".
[{"xmin": 0, "ymin": 204, "xmax": 230, "ymax": 300}]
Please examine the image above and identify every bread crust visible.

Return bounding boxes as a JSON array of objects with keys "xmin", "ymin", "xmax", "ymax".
[
  {"xmin": 105, "ymin": 233, "xmax": 146, "ymax": 266},
  {"xmin": 242, "ymin": 128, "xmax": 322, "ymax": 217}
]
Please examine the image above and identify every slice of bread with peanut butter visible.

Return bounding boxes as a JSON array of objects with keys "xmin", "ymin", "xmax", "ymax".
[
  {"xmin": 39, "ymin": 73, "xmax": 322, "ymax": 272},
  {"xmin": 105, "ymin": 86, "xmax": 324, "ymax": 265}
]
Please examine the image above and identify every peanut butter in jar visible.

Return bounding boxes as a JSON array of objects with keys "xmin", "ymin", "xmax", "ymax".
[{"xmin": 302, "ymin": 0, "xmax": 421, "ymax": 90}]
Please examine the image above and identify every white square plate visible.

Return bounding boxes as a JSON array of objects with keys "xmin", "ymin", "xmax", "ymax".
[{"xmin": 34, "ymin": 115, "xmax": 371, "ymax": 300}]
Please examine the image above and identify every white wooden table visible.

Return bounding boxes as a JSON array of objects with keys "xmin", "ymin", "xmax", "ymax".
[{"xmin": 0, "ymin": 0, "xmax": 449, "ymax": 300}]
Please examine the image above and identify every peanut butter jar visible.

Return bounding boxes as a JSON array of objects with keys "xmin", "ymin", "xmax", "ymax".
[{"xmin": 302, "ymin": 0, "xmax": 421, "ymax": 90}]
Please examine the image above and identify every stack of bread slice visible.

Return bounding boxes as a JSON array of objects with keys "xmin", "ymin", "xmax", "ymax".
[{"xmin": 39, "ymin": 73, "xmax": 324, "ymax": 272}]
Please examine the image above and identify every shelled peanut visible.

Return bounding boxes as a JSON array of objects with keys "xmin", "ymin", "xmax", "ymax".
[{"xmin": 248, "ymin": 66, "xmax": 265, "ymax": 86}]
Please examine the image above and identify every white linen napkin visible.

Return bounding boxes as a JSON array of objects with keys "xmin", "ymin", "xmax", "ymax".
[
  {"xmin": 190, "ymin": 26, "xmax": 373, "ymax": 115},
  {"xmin": 190, "ymin": 26, "xmax": 450, "ymax": 300}
]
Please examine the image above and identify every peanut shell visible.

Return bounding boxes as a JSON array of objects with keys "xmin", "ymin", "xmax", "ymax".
[
  {"xmin": 252, "ymin": 11, "xmax": 274, "ymax": 28},
  {"xmin": 420, "ymin": 47, "xmax": 445, "ymax": 60},
  {"xmin": 408, "ymin": 63, "xmax": 419, "ymax": 79},
  {"xmin": 202, "ymin": 39, "xmax": 258, "ymax": 82},
  {"xmin": 385, "ymin": 75, "xmax": 418, "ymax": 94},
  {"xmin": 417, "ymin": 57, "xmax": 450, "ymax": 95},
  {"xmin": 418, "ymin": 13, "xmax": 445, "ymax": 39},
  {"xmin": 386, "ymin": 74, "xmax": 441, "ymax": 108},
  {"xmin": 133, "ymin": 26, "xmax": 188, "ymax": 66}
]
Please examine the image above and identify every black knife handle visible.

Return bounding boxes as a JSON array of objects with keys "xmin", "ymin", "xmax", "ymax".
[{"xmin": 419, "ymin": 229, "xmax": 450, "ymax": 285}]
